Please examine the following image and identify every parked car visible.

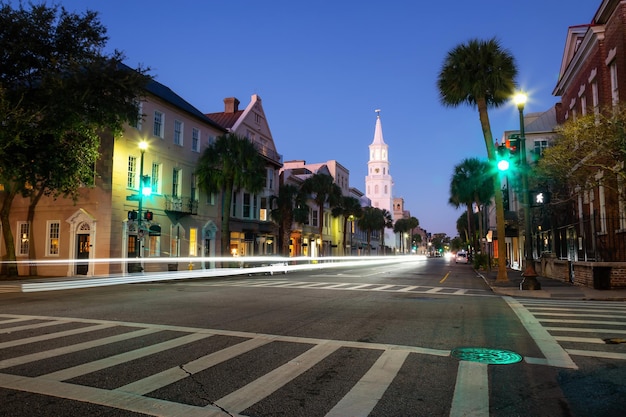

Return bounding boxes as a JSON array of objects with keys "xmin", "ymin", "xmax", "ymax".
[{"xmin": 455, "ymin": 251, "xmax": 468, "ymax": 264}]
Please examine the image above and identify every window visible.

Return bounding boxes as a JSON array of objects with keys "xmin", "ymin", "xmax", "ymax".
[
  {"xmin": 191, "ymin": 174, "xmax": 197, "ymax": 202},
  {"xmin": 151, "ymin": 163, "xmax": 161, "ymax": 194},
  {"xmin": 189, "ymin": 228, "xmax": 197, "ymax": 256},
  {"xmin": 153, "ymin": 111, "xmax": 164, "ymax": 138},
  {"xmin": 174, "ymin": 120, "xmax": 183, "ymax": 145},
  {"xmin": 128, "ymin": 156, "xmax": 137, "ymax": 188},
  {"xmin": 533, "ymin": 140, "xmax": 549, "ymax": 157},
  {"xmin": 192, "ymin": 128, "xmax": 200, "ymax": 152},
  {"xmin": 599, "ymin": 182, "xmax": 607, "ymax": 233},
  {"xmin": 260, "ymin": 197, "xmax": 268, "ymax": 221},
  {"xmin": 267, "ymin": 168, "xmax": 274, "ymax": 190},
  {"xmin": 580, "ymin": 95, "xmax": 587, "ymax": 117},
  {"xmin": 172, "ymin": 168, "xmax": 181, "ymax": 198},
  {"xmin": 170, "ymin": 225, "xmax": 183, "ymax": 257},
  {"xmin": 243, "ymin": 193, "xmax": 251, "ymax": 218},
  {"xmin": 149, "ymin": 232, "xmax": 161, "ymax": 257},
  {"xmin": 207, "ymin": 192, "xmax": 216, "ymax": 205},
  {"xmin": 133, "ymin": 101, "xmax": 143, "ymax": 130},
  {"xmin": 619, "ymin": 173, "xmax": 626, "ymax": 230},
  {"xmin": 47, "ymin": 221, "xmax": 60, "ymax": 256},
  {"xmin": 591, "ymin": 80, "xmax": 599, "ymax": 119},
  {"xmin": 231, "ymin": 192, "xmax": 237, "ymax": 217},
  {"xmin": 18, "ymin": 222, "xmax": 29, "ymax": 256},
  {"xmin": 312, "ymin": 210, "xmax": 319, "ymax": 227},
  {"xmin": 610, "ymin": 61, "xmax": 619, "ymax": 107}
]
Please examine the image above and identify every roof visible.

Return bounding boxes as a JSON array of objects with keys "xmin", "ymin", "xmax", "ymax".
[{"xmin": 205, "ymin": 110, "xmax": 244, "ymax": 130}]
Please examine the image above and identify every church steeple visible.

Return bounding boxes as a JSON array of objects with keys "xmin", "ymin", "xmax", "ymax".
[{"xmin": 365, "ymin": 110, "xmax": 393, "ymax": 218}]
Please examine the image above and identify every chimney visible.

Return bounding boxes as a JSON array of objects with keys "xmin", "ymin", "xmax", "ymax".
[{"xmin": 224, "ymin": 97, "xmax": 240, "ymax": 113}]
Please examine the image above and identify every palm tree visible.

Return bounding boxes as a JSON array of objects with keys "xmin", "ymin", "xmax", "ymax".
[
  {"xmin": 196, "ymin": 133, "xmax": 267, "ymax": 256},
  {"xmin": 358, "ymin": 207, "xmax": 385, "ymax": 255},
  {"xmin": 301, "ymin": 173, "xmax": 342, "ymax": 256},
  {"xmin": 407, "ymin": 216, "xmax": 419, "ymax": 252},
  {"xmin": 449, "ymin": 158, "xmax": 494, "ymax": 258},
  {"xmin": 331, "ymin": 196, "xmax": 363, "ymax": 255},
  {"xmin": 270, "ymin": 184, "xmax": 309, "ymax": 256},
  {"xmin": 437, "ymin": 38, "xmax": 517, "ymax": 282},
  {"xmin": 393, "ymin": 218, "xmax": 410, "ymax": 253},
  {"xmin": 380, "ymin": 209, "xmax": 393, "ymax": 254}
]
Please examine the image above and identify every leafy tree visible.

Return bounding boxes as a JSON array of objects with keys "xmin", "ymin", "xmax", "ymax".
[
  {"xmin": 449, "ymin": 158, "xmax": 494, "ymax": 256},
  {"xmin": 196, "ymin": 133, "xmax": 267, "ymax": 256},
  {"xmin": 0, "ymin": 3, "xmax": 150, "ymax": 277},
  {"xmin": 331, "ymin": 196, "xmax": 363, "ymax": 255},
  {"xmin": 358, "ymin": 207, "xmax": 385, "ymax": 255},
  {"xmin": 301, "ymin": 173, "xmax": 342, "ymax": 256},
  {"xmin": 536, "ymin": 105, "xmax": 626, "ymax": 200},
  {"xmin": 437, "ymin": 38, "xmax": 517, "ymax": 282},
  {"xmin": 270, "ymin": 184, "xmax": 309, "ymax": 256}
]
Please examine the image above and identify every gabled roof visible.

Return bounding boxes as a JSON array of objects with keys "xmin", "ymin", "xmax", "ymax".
[
  {"xmin": 205, "ymin": 110, "xmax": 243, "ymax": 130},
  {"xmin": 525, "ymin": 107, "xmax": 557, "ymax": 133}
]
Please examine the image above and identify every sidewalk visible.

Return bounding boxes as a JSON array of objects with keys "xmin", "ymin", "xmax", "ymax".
[{"xmin": 478, "ymin": 269, "xmax": 626, "ymax": 301}]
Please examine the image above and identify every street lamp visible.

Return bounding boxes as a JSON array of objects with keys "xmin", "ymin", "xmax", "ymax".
[
  {"xmin": 514, "ymin": 92, "xmax": 541, "ymax": 290},
  {"xmin": 137, "ymin": 140, "xmax": 148, "ymax": 260},
  {"xmin": 348, "ymin": 215, "xmax": 355, "ymax": 256}
]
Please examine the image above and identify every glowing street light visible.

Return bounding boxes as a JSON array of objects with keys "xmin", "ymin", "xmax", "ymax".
[{"xmin": 514, "ymin": 92, "xmax": 541, "ymax": 290}]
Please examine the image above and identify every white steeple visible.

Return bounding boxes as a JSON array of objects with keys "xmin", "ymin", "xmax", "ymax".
[{"xmin": 365, "ymin": 110, "xmax": 393, "ymax": 218}]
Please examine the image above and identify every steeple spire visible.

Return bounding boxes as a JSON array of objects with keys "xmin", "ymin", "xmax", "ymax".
[{"xmin": 371, "ymin": 109, "xmax": 386, "ymax": 145}]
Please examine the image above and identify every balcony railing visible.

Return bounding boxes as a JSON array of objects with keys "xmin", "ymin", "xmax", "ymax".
[
  {"xmin": 164, "ymin": 195, "xmax": 198, "ymax": 215},
  {"xmin": 253, "ymin": 142, "xmax": 283, "ymax": 164}
]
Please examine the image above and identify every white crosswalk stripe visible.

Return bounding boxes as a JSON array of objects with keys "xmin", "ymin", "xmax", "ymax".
[
  {"xmin": 0, "ymin": 314, "xmax": 453, "ymax": 416},
  {"xmin": 183, "ymin": 278, "xmax": 492, "ymax": 297},
  {"xmin": 509, "ymin": 298, "xmax": 626, "ymax": 361}
]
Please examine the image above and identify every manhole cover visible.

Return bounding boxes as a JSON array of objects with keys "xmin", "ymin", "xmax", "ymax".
[{"xmin": 450, "ymin": 347, "xmax": 523, "ymax": 365}]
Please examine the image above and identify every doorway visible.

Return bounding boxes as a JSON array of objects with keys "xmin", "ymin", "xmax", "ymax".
[{"xmin": 76, "ymin": 234, "xmax": 90, "ymax": 275}]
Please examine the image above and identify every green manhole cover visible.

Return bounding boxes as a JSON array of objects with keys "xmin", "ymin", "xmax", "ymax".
[{"xmin": 451, "ymin": 347, "xmax": 523, "ymax": 365}]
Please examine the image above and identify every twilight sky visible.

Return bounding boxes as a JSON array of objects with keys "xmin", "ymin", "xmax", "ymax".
[{"xmin": 17, "ymin": 0, "xmax": 598, "ymax": 237}]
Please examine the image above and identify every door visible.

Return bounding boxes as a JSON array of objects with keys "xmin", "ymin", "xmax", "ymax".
[{"xmin": 76, "ymin": 234, "xmax": 90, "ymax": 275}]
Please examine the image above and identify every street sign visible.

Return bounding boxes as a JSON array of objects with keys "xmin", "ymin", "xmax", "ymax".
[{"xmin": 126, "ymin": 194, "xmax": 140, "ymax": 201}]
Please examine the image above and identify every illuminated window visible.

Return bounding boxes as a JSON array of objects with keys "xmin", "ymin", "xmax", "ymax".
[
  {"xmin": 47, "ymin": 221, "xmax": 60, "ymax": 256},
  {"xmin": 151, "ymin": 163, "xmax": 161, "ymax": 194},
  {"xmin": 18, "ymin": 222, "xmax": 29, "ymax": 256},
  {"xmin": 127, "ymin": 156, "xmax": 137, "ymax": 188},
  {"xmin": 189, "ymin": 228, "xmax": 197, "ymax": 256}
]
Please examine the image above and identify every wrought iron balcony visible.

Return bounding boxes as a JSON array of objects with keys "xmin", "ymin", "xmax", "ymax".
[{"xmin": 164, "ymin": 195, "xmax": 198, "ymax": 216}]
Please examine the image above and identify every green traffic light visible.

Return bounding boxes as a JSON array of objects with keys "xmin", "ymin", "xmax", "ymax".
[{"xmin": 497, "ymin": 159, "xmax": 510, "ymax": 171}]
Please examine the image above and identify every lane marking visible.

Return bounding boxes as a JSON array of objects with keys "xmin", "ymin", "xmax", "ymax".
[
  {"xmin": 118, "ymin": 337, "xmax": 272, "ymax": 396},
  {"xmin": 439, "ymin": 271, "xmax": 451, "ymax": 284},
  {"xmin": 503, "ymin": 297, "xmax": 578, "ymax": 369},
  {"xmin": 216, "ymin": 343, "xmax": 341, "ymax": 413},
  {"xmin": 325, "ymin": 349, "xmax": 410, "ymax": 417},
  {"xmin": 0, "ymin": 328, "xmax": 160, "ymax": 370},
  {"xmin": 42, "ymin": 333, "xmax": 211, "ymax": 381},
  {"xmin": 450, "ymin": 360, "xmax": 489, "ymax": 417}
]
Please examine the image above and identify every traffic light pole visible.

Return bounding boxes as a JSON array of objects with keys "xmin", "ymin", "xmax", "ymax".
[
  {"xmin": 137, "ymin": 146, "xmax": 145, "ymax": 261},
  {"xmin": 518, "ymin": 103, "xmax": 541, "ymax": 290}
]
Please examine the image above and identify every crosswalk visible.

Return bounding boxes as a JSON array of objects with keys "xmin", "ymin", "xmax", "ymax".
[
  {"xmin": 1, "ymin": 301, "xmax": 625, "ymax": 417},
  {"xmin": 183, "ymin": 278, "xmax": 492, "ymax": 297},
  {"xmin": 504, "ymin": 297, "xmax": 626, "ymax": 364}
]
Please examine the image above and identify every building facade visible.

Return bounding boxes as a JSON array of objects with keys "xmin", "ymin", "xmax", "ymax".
[{"xmin": 206, "ymin": 95, "xmax": 282, "ymax": 257}]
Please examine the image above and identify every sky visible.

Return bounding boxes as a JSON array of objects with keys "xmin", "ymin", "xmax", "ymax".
[{"xmin": 10, "ymin": 0, "xmax": 599, "ymax": 237}]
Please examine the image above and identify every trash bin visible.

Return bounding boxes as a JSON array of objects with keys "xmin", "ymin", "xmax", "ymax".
[{"xmin": 593, "ymin": 266, "xmax": 611, "ymax": 290}]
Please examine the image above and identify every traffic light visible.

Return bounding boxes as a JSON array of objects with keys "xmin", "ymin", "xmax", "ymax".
[
  {"xmin": 497, "ymin": 143, "xmax": 511, "ymax": 171},
  {"xmin": 531, "ymin": 191, "xmax": 550, "ymax": 206},
  {"xmin": 141, "ymin": 175, "xmax": 152, "ymax": 196},
  {"xmin": 144, "ymin": 211, "xmax": 153, "ymax": 221},
  {"xmin": 128, "ymin": 210, "xmax": 137, "ymax": 220}
]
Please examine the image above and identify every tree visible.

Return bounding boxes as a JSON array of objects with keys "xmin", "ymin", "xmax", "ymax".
[
  {"xmin": 196, "ymin": 133, "xmax": 267, "ymax": 256},
  {"xmin": 331, "ymin": 196, "xmax": 363, "ymax": 255},
  {"xmin": 449, "ymin": 158, "xmax": 494, "ymax": 257},
  {"xmin": 437, "ymin": 38, "xmax": 517, "ymax": 282},
  {"xmin": 393, "ymin": 218, "xmax": 410, "ymax": 253},
  {"xmin": 407, "ymin": 216, "xmax": 419, "ymax": 252},
  {"xmin": 0, "ymin": 3, "xmax": 150, "ymax": 277},
  {"xmin": 301, "ymin": 173, "xmax": 342, "ymax": 256},
  {"xmin": 536, "ymin": 105, "xmax": 626, "ymax": 200},
  {"xmin": 379, "ymin": 209, "xmax": 393, "ymax": 254},
  {"xmin": 358, "ymin": 207, "xmax": 385, "ymax": 255},
  {"xmin": 270, "ymin": 184, "xmax": 309, "ymax": 256}
]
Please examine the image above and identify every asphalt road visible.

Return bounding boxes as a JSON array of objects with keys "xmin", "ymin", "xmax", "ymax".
[{"xmin": 1, "ymin": 257, "xmax": 625, "ymax": 416}]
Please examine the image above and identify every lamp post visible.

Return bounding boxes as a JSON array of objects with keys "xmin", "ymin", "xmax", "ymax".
[
  {"xmin": 137, "ymin": 140, "xmax": 148, "ymax": 259},
  {"xmin": 348, "ymin": 215, "xmax": 354, "ymax": 256},
  {"xmin": 514, "ymin": 93, "xmax": 541, "ymax": 290}
]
